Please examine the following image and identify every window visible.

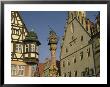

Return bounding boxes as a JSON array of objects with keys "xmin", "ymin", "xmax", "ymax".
[
  {"xmin": 87, "ymin": 48, "xmax": 90, "ymax": 57},
  {"xmin": 74, "ymin": 71, "xmax": 77, "ymax": 77},
  {"xmin": 95, "ymin": 49, "xmax": 100, "ymax": 54},
  {"xmin": 85, "ymin": 67, "xmax": 89, "ymax": 76},
  {"xmin": 16, "ymin": 30, "xmax": 19, "ymax": 35},
  {"xmin": 71, "ymin": 22, "xmax": 74, "ymax": 33},
  {"xmin": 63, "ymin": 61, "xmax": 65, "ymax": 67},
  {"xmin": 74, "ymin": 58, "xmax": 76, "ymax": 63},
  {"xmin": 81, "ymin": 71, "xmax": 85, "ymax": 76},
  {"xmin": 12, "ymin": 29, "xmax": 20, "ymax": 35},
  {"xmin": 16, "ymin": 44, "xmax": 21, "ymax": 52},
  {"xmin": 11, "ymin": 64, "xmax": 17, "ymax": 76},
  {"xmin": 36, "ymin": 46, "xmax": 38, "ymax": 52},
  {"xmin": 68, "ymin": 60, "xmax": 70, "ymax": 66},
  {"xmin": 31, "ymin": 65, "xmax": 37, "ymax": 76},
  {"xmin": 66, "ymin": 48, "xmax": 68, "ymax": 53},
  {"xmin": 89, "ymin": 69, "xmax": 94, "ymax": 75},
  {"xmin": 80, "ymin": 51, "xmax": 83, "ymax": 60},
  {"xmin": 82, "ymin": 17, "xmax": 84, "ymax": 24},
  {"xmin": 64, "ymin": 73, "xmax": 66, "ymax": 77},
  {"xmin": 12, "ymin": 29, "xmax": 15, "ymax": 34},
  {"xmin": 18, "ymin": 65, "xmax": 25, "ymax": 76},
  {"xmin": 73, "ymin": 55, "xmax": 76, "ymax": 63},
  {"xmin": 81, "ymin": 36, "xmax": 83, "ymax": 41},
  {"xmin": 68, "ymin": 71, "xmax": 71, "ymax": 77},
  {"xmin": 31, "ymin": 44, "xmax": 35, "ymax": 52},
  {"xmin": 25, "ymin": 44, "xmax": 29, "ymax": 52},
  {"xmin": 71, "ymin": 13, "xmax": 73, "ymax": 19},
  {"xmin": 72, "ymin": 36, "xmax": 74, "ymax": 40},
  {"xmin": 86, "ymin": 26, "xmax": 88, "ymax": 31}
]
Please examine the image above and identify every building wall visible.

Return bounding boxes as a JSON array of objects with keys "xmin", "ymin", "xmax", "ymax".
[
  {"xmin": 38, "ymin": 63, "xmax": 45, "ymax": 77},
  {"xmin": 43, "ymin": 58, "xmax": 60, "ymax": 77},
  {"xmin": 92, "ymin": 35, "xmax": 100, "ymax": 76},
  {"xmin": 11, "ymin": 11, "xmax": 39, "ymax": 77},
  {"xmin": 60, "ymin": 11, "xmax": 97, "ymax": 77},
  {"xmin": 43, "ymin": 58, "xmax": 50, "ymax": 77}
]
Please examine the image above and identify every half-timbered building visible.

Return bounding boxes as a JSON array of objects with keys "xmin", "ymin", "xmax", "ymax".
[{"xmin": 11, "ymin": 11, "xmax": 41, "ymax": 77}]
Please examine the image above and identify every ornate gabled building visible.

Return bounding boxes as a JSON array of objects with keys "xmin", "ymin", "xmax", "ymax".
[
  {"xmin": 60, "ymin": 11, "xmax": 100, "ymax": 77},
  {"xmin": 11, "ymin": 11, "xmax": 41, "ymax": 77}
]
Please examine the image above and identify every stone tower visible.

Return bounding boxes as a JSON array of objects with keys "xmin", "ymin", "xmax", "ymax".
[{"xmin": 48, "ymin": 29, "xmax": 58, "ymax": 77}]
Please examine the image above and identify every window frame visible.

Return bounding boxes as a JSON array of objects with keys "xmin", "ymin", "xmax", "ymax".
[
  {"xmin": 80, "ymin": 51, "xmax": 83, "ymax": 60},
  {"xmin": 18, "ymin": 65, "xmax": 25, "ymax": 76},
  {"xmin": 31, "ymin": 44, "xmax": 35, "ymax": 52},
  {"xmin": 16, "ymin": 44, "xmax": 22, "ymax": 53},
  {"xmin": 11, "ymin": 64, "xmax": 17, "ymax": 76}
]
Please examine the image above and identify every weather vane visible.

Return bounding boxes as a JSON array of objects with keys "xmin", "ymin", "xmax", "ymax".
[
  {"xmin": 30, "ymin": 25, "xmax": 35, "ymax": 31},
  {"xmin": 48, "ymin": 25, "xmax": 53, "ymax": 31}
]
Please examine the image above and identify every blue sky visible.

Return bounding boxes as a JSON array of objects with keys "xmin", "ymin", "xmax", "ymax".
[{"xmin": 19, "ymin": 11, "xmax": 99, "ymax": 63}]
